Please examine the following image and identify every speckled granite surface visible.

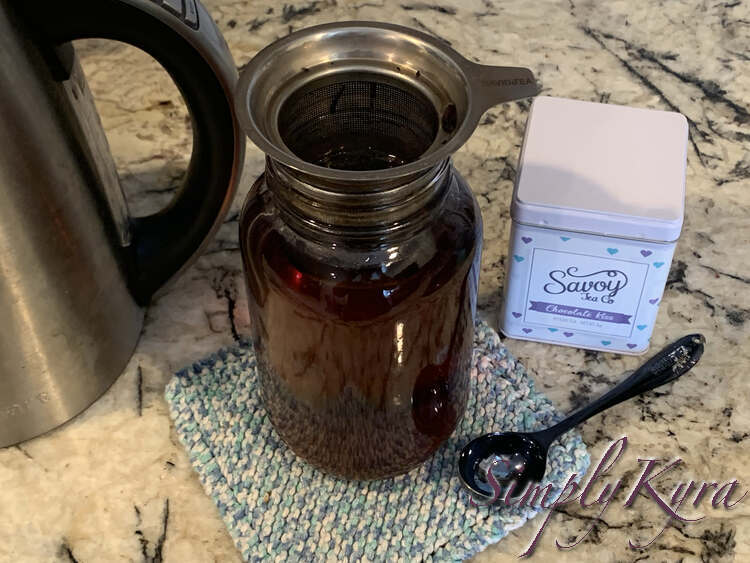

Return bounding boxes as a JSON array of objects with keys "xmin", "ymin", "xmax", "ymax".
[{"xmin": 1, "ymin": 1, "xmax": 748, "ymax": 561}]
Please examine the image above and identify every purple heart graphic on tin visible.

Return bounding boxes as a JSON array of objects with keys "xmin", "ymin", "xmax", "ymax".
[
  {"xmin": 640, "ymin": 250, "xmax": 653, "ymax": 257},
  {"xmin": 627, "ymin": 343, "xmax": 638, "ymax": 349},
  {"xmin": 522, "ymin": 328, "xmax": 533, "ymax": 334},
  {"xmin": 521, "ymin": 236, "xmax": 532, "ymax": 244},
  {"xmin": 649, "ymin": 298, "xmax": 659, "ymax": 304},
  {"xmin": 563, "ymin": 332, "xmax": 574, "ymax": 337},
  {"xmin": 512, "ymin": 312, "xmax": 522, "ymax": 318}
]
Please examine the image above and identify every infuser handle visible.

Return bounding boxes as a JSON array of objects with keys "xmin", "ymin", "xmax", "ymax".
[
  {"xmin": 467, "ymin": 63, "xmax": 539, "ymax": 117},
  {"xmin": 20, "ymin": 0, "xmax": 243, "ymax": 304}
]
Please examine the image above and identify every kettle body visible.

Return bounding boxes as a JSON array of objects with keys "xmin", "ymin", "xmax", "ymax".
[{"xmin": 0, "ymin": 0, "xmax": 244, "ymax": 447}]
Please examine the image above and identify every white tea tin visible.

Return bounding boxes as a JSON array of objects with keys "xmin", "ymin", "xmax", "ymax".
[{"xmin": 500, "ymin": 96, "xmax": 688, "ymax": 354}]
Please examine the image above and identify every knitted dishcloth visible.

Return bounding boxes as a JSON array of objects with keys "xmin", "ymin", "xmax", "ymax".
[{"xmin": 165, "ymin": 320, "xmax": 590, "ymax": 561}]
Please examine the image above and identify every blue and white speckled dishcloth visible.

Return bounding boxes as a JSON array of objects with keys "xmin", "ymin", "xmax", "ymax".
[{"xmin": 165, "ymin": 321, "xmax": 589, "ymax": 561}]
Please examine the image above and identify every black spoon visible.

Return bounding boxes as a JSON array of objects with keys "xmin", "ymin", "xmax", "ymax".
[{"xmin": 458, "ymin": 333, "xmax": 705, "ymax": 502}]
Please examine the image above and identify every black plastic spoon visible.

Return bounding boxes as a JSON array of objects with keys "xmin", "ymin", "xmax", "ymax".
[{"xmin": 458, "ymin": 334, "xmax": 705, "ymax": 502}]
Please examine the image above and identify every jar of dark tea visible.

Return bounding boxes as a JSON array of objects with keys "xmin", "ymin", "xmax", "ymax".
[{"xmin": 236, "ymin": 22, "xmax": 537, "ymax": 479}]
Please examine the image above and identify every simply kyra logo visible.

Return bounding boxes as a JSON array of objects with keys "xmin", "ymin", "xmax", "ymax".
[
  {"xmin": 543, "ymin": 267, "xmax": 628, "ymax": 304},
  {"xmin": 466, "ymin": 437, "xmax": 746, "ymax": 556}
]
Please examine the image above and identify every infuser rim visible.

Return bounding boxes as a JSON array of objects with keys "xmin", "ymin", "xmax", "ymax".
[{"xmin": 235, "ymin": 21, "xmax": 483, "ymax": 182}]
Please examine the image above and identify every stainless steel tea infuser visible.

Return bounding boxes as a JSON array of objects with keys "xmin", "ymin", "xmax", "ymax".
[{"xmin": 236, "ymin": 21, "xmax": 538, "ymax": 182}]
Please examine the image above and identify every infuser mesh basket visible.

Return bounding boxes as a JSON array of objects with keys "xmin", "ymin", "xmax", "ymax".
[{"xmin": 277, "ymin": 75, "xmax": 440, "ymax": 170}]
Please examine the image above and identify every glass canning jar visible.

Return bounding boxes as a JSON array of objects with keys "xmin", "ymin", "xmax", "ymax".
[
  {"xmin": 235, "ymin": 21, "xmax": 537, "ymax": 478},
  {"xmin": 240, "ymin": 157, "xmax": 481, "ymax": 479}
]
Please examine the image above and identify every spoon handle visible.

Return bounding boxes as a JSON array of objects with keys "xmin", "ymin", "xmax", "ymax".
[{"xmin": 533, "ymin": 334, "xmax": 705, "ymax": 448}]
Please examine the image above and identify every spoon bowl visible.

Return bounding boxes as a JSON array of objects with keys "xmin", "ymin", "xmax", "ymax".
[{"xmin": 458, "ymin": 432, "xmax": 546, "ymax": 500}]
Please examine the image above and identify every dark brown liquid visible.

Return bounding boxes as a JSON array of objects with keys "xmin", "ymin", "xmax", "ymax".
[
  {"xmin": 293, "ymin": 134, "xmax": 410, "ymax": 170},
  {"xmin": 240, "ymin": 183, "xmax": 480, "ymax": 479}
]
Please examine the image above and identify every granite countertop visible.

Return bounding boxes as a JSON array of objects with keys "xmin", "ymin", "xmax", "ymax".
[{"xmin": 1, "ymin": 0, "xmax": 749, "ymax": 561}]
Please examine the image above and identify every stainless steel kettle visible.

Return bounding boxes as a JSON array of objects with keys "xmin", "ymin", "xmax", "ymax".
[{"xmin": 0, "ymin": 0, "xmax": 244, "ymax": 447}]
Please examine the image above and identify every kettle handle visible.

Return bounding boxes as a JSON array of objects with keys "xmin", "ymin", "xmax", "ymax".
[{"xmin": 22, "ymin": 0, "xmax": 243, "ymax": 304}]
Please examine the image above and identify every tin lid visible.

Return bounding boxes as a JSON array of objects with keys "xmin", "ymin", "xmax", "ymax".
[{"xmin": 511, "ymin": 96, "xmax": 687, "ymax": 242}]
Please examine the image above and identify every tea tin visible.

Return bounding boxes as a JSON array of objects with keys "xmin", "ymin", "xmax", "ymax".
[{"xmin": 500, "ymin": 96, "xmax": 688, "ymax": 354}]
